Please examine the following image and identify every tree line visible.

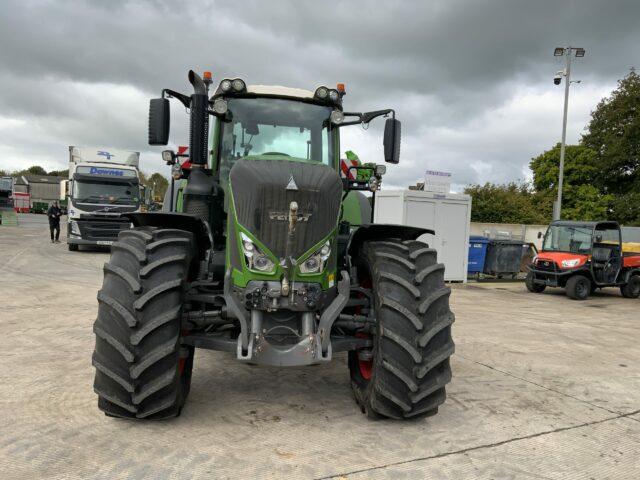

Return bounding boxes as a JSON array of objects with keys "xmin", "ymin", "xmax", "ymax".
[{"xmin": 465, "ymin": 69, "xmax": 640, "ymax": 226}]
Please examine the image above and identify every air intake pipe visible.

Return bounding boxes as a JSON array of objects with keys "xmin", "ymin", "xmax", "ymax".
[{"xmin": 183, "ymin": 70, "xmax": 216, "ymax": 224}]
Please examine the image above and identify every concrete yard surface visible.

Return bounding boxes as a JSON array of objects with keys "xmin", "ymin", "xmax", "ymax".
[{"xmin": 1, "ymin": 216, "xmax": 639, "ymax": 479}]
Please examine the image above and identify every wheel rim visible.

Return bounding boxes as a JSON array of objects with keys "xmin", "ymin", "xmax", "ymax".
[
  {"xmin": 577, "ymin": 280, "xmax": 588, "ymax": 297},
  {"xmin": 358, "ymin": 354, "xmax": 373, "ymax": 380}
]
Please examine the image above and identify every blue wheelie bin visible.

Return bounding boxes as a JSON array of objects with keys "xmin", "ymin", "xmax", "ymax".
[{"xmin": 468, "ymin": 236, "xmax": 490, "ymax": 275}]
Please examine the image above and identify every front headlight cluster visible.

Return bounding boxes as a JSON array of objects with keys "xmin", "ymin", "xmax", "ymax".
[
  {"xmin": 70, "ymin": 221, "xmax": 80, "ymax": 236},
  {"xmin": 240, "ymin": 233, "xmax": 276, "ymax": 273},
  {"xmin": 315, "ymin": 86, "xmax": 341, "ymax": 104},
  {"xmin": 561, "ymin": 258, "xmax": 581, "ymax": 268},
  {"xmin": 219, "ymin": 78, "xmax": 246, "ymax": 93},
  {"xmin": 300, "ymin": 241, "xmax": 331, "ymax": 274}
]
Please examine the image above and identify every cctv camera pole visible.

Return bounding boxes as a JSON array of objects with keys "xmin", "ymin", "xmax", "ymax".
[{"xmin": 554, "ymin": 48, "xmax": 572, "ymax": 220}]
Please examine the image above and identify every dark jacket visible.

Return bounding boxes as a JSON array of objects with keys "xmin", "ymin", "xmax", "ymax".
[{"xmin": 47, "ymin": 205, "xmax": 62, "ymax": 225}]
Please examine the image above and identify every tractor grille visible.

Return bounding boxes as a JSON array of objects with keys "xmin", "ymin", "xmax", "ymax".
[
  {"xmin": 229, "ymin": 159, "xmax": 343, "ymax": 259},
  {"xmin": 536, "ymin": 259, "xmax": 558, "ymax": 272},
  {"xmin": 77, "ymin": 216, "xmax": 131, "ymax": 241}
]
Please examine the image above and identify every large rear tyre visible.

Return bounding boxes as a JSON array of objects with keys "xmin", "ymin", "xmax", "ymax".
[
  {"xmin": 92, "ymin": 227, "xmax": 195, "ymax": 419},
  {"xmin": 620, "ymin": 275, "xmax": 640, "ymax": 298},
  {"xmin": 348, "ymin": 239, "xmax": 455, "ymax": 419},
  {"xmin": 566, "ymin": 275, "xmax": 590, "ymax": 300},
  {"xmin": 525, "ymin": 271, "xmax": 545, "ymax": 293}
]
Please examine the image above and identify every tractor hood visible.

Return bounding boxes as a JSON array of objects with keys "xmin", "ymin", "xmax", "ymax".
[{"xmin": 229, "ymin": 159, "xmax": 343, "ymax": 260}]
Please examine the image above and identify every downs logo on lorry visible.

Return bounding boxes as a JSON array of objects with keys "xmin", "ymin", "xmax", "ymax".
[{"xmin": 89, "ymin": 167, "xmax": 124, "ymax": 176}]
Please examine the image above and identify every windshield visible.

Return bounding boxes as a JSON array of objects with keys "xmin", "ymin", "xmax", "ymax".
[
  {"xmin": 543, "ymin": 225, "xmax": 593, "ymax": 254},
  {"xmin": 73, "ymin": 180, "xmax": 140, "ymax": 205},
  {"xmin": 219, "ymin": 97, "xmax": 334, "ymax": 181}
]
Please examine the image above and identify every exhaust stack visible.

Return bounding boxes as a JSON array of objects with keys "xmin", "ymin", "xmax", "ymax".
[
  {"xmin": 183, "ymin": 70, "xmax": 215, "ymax": 223},
  {"xmin": 187, "ymin": 70, "xmax": 209, "ymax": 166}
]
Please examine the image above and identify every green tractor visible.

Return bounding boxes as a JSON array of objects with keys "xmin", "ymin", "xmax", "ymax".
[{"xmin": 92, "ymin": 71, "xmax": 455, "ymax": 420}]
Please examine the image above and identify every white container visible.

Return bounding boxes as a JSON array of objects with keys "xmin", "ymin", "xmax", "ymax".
[{"xmin": 374, "ymin": 190, "xmax": 472, "ymax": 282}]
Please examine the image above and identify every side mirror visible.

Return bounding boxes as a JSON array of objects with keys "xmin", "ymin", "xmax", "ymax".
[
  {"xmin": 148, "ymin": 98, "xmax": 170, "ymax": 145},
  {"xmin": 537, "ymin": 231, "xmax": 543, "ymax": 239},
  {"xmin": 383, "ymin": 118, "xmax": 401, "ymax": 164}
]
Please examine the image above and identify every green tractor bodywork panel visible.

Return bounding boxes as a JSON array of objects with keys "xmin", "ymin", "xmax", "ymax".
[{"xmin": 224, "ymin": 157, "xmax": 340, "ymax": 290}]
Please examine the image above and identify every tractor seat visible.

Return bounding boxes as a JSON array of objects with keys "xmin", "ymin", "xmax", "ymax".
[{"xmin": 592, "ymin": 246, "xmax": 612, "ymax": 264}]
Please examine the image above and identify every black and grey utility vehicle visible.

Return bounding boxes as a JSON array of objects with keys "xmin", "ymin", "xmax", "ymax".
[{"xmin": 92, "ymin": 72, "xmax": 455, "ymax": 420}]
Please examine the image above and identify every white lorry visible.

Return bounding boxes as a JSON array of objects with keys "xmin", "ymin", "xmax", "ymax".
[{"xmin": 63, "ymin": 146, "xmax": 141, "ymax": 251}]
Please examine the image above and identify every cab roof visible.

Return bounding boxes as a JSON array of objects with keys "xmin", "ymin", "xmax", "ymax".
[
  {"xmin": 246, "ymin": 85, "xmax": 315, "ymax": 100},
  {"xmin": 551, "ymin": 220, "xmax": 619, "ymax": 230}
]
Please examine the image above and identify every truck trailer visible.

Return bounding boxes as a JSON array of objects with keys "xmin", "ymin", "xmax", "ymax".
[{"xmin": 63, "ymin": 146, "xmax": 142, "ymax": 251}]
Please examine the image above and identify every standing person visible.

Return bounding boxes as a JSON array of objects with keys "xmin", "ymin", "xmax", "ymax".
[{"xmin": 47, "ymin": 201, "xmax": 62, "ymax": 243}]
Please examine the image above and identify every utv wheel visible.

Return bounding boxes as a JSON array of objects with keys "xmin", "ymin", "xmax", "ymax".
[
  {"xmin": 525, "ymin": 271, "xmax": 545, "ymax": 293},
  {"xmin": 566, "ymin": 275, "xmax": 590, "ymax": 300},
  {"xmin": 621, "ymin": 275, "xmax": 640, "ymax": 299},
  {"xmin": 92, "ymin": 227, "xmax": 195, "ymax": 419},
  {"xmin": 349, "ymin": 239, "xmax": 455, "ymax": 419},
  {"xmin": 68, "ymin": 243, "xmax": 78, "ymax": 251}
]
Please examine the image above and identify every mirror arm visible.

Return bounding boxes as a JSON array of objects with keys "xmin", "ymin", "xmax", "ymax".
[
  {"xmin": 360, "ymin": 109, "xmax": 395, "ymax": 124},
  {"xmin": 338, "ymin": 109, "xmax": 396, "ymax": 127},
  {"xmin": 162, "ymin": 89, "xmax": 190, "ymax": 109}
]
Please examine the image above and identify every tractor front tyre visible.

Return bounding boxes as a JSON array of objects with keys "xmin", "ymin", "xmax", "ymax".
[
  {"xmin": 566, "ymin": 275, "xmax": 591, "ymax": 300},
  {"xmin": 348, "ymin": 239, "xmax": 455, "ymax": 419},
  {"xmin": 525, "ymin": 271, "xmax": 545, "ymax": 293},
  {"xmin": 620, "ymin": 275, "xmax": 640, "ymax": 298},
  {"xmin": 92, "ymin": 227, "xmax": 195, "ymax": 419}
]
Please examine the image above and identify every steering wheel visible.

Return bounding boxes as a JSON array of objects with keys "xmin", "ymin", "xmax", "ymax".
[{"xmin": 262, "ymin": 152, "xmax": 290, "ymax": 156}]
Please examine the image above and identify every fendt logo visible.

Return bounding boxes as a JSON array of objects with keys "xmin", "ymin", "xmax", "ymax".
[
  {"xmin": 269, "ymin": 211, "xmax": 312, "ymax": 222},
  {"xmin": 89, "ymin": 167, "xmax": 124, "ymax": 176},
  {"xmin": 97, "ymin": 151, "xmax": 115, "ymax": 160}
]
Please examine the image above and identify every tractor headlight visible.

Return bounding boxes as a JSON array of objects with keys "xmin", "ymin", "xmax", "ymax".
[
  {"xmin": 213, "ymin": 98, "xmax": 228, "ymax": 114},
  {"xmin": 220, "ymin": 79, "xmax": 232, "ymax": 92},
  {"xmin": 70, "ymin": 221, "xmax": 80, "ymax": 235},
  {"xmin": 240, "ymin": 233, "xmax": 276, "ymax": 273},
  {"xmin": 231, "ymin": 78, "xmax": 246, "ymax": 92},
  {"xmin": 561, "ymin": 259, "xmax": 581, "ymax": 268},
  {"xmin": 300, "ymin": 241, "xmax": 331, "ymax": 274},
  {"xmin": 330, "ymin": 110, "xmax": 344, "ymax": 124},
  {"xmin": 315, "ymin": 86, "xmax": 329, "ymax": 99}
]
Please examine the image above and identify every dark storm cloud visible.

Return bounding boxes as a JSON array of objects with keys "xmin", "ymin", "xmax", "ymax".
[{"xmin": 0, "ymin": 0, "xmax": 639, "ymax": 185}]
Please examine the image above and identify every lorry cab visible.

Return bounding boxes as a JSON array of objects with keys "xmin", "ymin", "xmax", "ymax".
[
  {"xmin": 527, "ymin": 220, "xmax": 640, "ymax": 300},
  {"xmin": 65, "ymin": 147, "xmax": 142, "ymax": 251}
]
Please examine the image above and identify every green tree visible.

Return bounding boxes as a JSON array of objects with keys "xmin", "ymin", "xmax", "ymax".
[
  {"xmin": 530, "ymin": 144, "xmax": 599, "ymax": 192},
  {"xmin": 582, "ymin": 68, "xmax": 640, "ymax": 194},
  {"xmin": 47, "ymin": 169, "xmax": 69, "ymax": 177},
  {"xmin": 147, "ymin": 172, "xmax": 169, "ymax": 200},
  {"xmin": 13, "ymin": 165, "xmax": 48, "ymax": 176},
  {"xmin": 528, "ymin": 143, "xmax": 613, "ymax": 220},
  {"xmin": 581, "ymin": 68, "xmax": 640, "ymax": 223},
  {"xmin": 464, "ymin": 182, "xmax": 552, "ymax": 224}
]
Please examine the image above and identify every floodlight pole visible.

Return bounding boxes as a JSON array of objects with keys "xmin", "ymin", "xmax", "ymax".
[{"xmin": 554, "ymin": 47, "xmax": 573, "ymax": 221}]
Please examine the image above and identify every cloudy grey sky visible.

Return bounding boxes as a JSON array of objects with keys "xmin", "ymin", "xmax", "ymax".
[{"xmin": 0, "ymin": 0, "xmax": 638, "ymax": 189}]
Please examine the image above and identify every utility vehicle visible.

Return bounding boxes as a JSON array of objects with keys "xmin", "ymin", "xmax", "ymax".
[
  {"xmin": 92, "ymin": 71, "xmax": 455, "ymax": 420},
  {"xmin": 526, "ymin": 220, "xmax": 640, "ymax": 300}
]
